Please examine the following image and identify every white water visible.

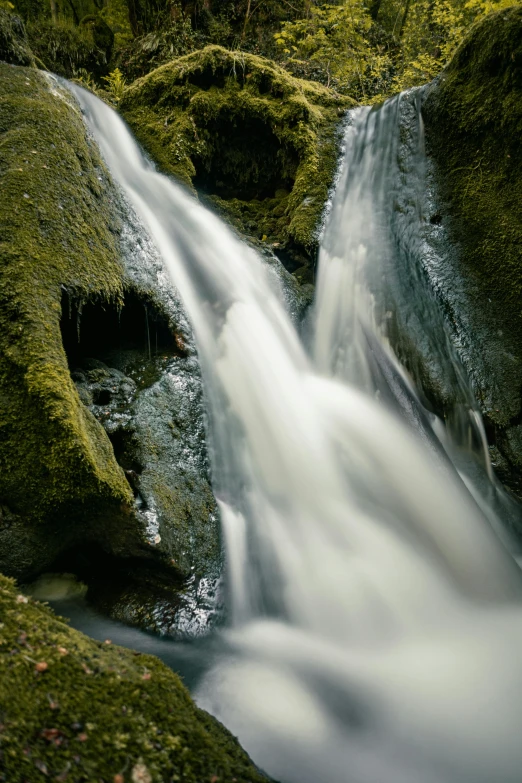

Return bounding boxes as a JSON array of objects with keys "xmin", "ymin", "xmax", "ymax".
[{"xmin": 71, "ymin": 82, "xmax": 522, "ymax": 782}]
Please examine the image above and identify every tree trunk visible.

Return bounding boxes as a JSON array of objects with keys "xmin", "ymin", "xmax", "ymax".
[
  {"xmin": 50, "ymin": 0, "xmax": 58, "ymax": 24},
  {"xmin": 241, "ymin": 0, "xmax": 251, "ymax": 42},
  {"xmin": 398, "ymin": 0, "xmax": 411, "ymax": 38},
  {"xmin": 65, "ymin": 0, "xmax": 80, "ymax": 25},
  {"xmin": 369, "ymin": 0, "xmax": 382, "ymax": 22}
]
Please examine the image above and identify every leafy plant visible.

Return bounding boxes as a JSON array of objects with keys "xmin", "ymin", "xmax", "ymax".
[
  {"xmin": 102, "ymin": 65, "xmax": 126, "ymax": 102},
  {"xmin": 27, "ymin": 17, "xmax": 106, "ymax": 77},
  {"xmin": 274, "ymin": 0, "xmax": 393, "ymax": 100}
]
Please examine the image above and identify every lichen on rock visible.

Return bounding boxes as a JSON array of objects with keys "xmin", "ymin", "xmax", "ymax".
[
  {"xmin": 120, "ymin": 45, "xmax": 352, "ymax": 273},
  {"xmin": 0, "ymin": 573, "xmax": 268, "ymax": 783}
]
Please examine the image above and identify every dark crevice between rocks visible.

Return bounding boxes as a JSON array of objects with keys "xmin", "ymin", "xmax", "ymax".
[
  {"xmin": 192, "ymin": 113, "xmax": 299, "ymax": 201},
  {"xmin": 59, "ymin": 286, "xmax": 187, "ymax": 496},
  {"xmin": 61, "ymin": 288, "xmax": 187, "ymax": 380},
  {"xmin": 28, "ymin": 540, "xmax": 224, "ymax": 639},
  {"xmin": 23, "ymin": 541, "xmax": 206, "ymax": 639}
]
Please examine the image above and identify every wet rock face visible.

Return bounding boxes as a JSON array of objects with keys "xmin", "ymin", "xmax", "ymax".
[
  {"xmin": 421, "ymin": 6, "xmax": 522, "ymax": 491},
  {"xmin": 58, "ymin": 221, "xmax": 223, "ymax": 633}
]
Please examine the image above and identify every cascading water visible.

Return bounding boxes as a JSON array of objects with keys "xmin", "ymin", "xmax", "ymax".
[{"xmin": 69, "ymin": 80, "xmax": 522, "ymax": 783}]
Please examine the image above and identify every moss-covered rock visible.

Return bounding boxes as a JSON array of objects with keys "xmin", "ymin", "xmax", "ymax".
[
  {"xmin": 0, "ymin": 9, "xmax": 35, "ymax": 66},
  {"xmin": 423, "ymin": 6, "xmax": 522, "ymax": 408},
  {"xmin": 0, "ymin": 573, "xmax": 268, "ymax": 783},
  {"xmin": 422, "ymin": 5, "xmax": 522, "ymax": 479},
  {"xmin": 0, "ymin": 63, "xmax": 140, "ymax": 576},
  {"xmin": 120, "ymin": 45, "xmax": 352, "ymax": 270}
]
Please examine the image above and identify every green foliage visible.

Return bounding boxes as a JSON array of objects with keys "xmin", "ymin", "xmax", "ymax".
[
  {"xmin": 0, "ymin": 573, "xmax": 269, "ymax": 783},
  {"xmin": 0, "ymin": 7, "xmax": 35, "ymax": 64},
  {"xmin": 102, "ymin": 64, "xmax": 126, "ymax": 99},
  {"xmin": 117, "ymin": 4, "xmax": 197, "ymax": 79},
  {"xmin": 26, "ymin": 17, "xmax": 107, "ymax": 77},
  {"xmin": 389, "ymin": 0, "xmax": 522, "ymax": 90},
  {"xmin": 272, "ymin": 0, "xmax": 522, "ymax": 101},
  {"xmin": 275, "ymin": 0, "xmax": 391, "ymax": 100}
]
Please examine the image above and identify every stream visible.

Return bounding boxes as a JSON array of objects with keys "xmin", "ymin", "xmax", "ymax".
[{"xmin": 51, "ymin": 82, "xmax": 522, "ymax": 783}]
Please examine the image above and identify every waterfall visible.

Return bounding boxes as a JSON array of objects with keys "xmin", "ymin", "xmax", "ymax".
[{"xmin": 70, "ymin": 82, "xmax": 522, "ymax": 783}]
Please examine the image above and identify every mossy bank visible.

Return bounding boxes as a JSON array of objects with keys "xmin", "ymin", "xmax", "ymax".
[
  {"xmin": 0, "ymin": 62, "xmax": 141, "ymax": 576},
  {"xmin": 120, "ymin": 45, "xmax": 352, "ymax": 277},
  {"xmin": 422, "ymin": 6, "xmax": 522, "ymax": 483},
  {"xmin": 0, "ymin": 63, "xmax": 223, "ymax": 633},
  {"xmin": 0, "ymin": 573, "xmax": 268, "ymax": 783}
]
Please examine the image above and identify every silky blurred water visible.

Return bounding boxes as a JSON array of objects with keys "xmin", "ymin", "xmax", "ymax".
[{"xmin": 66, "ymin": 81, "xmax": 522, "ymax": 783}]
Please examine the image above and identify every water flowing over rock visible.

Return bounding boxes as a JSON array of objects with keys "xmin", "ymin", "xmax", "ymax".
[{"xmin": 69, "ymin": 51, "xmax": 522, "ymax": 782}]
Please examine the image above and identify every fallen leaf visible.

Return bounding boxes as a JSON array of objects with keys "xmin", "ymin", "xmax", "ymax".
[{"xmin": 40, "ymin": 728, "xmax": 62, "ymax": 742}]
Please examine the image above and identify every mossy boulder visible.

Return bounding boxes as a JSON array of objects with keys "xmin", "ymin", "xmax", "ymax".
[
  {"xmin": 422, "ymin": 6, "xmax": 522, "ymax": 478},
  {"xmin": 0, "ymin": 573, "xmax": 268, "ymax": 783},
  {"xmin": 0, "ymin": 63, "xmax": 142, "ymax": 576},
  {"xmin": 120, "ymin": 45, "xmax": 352, "ymax": 273},
  {"xmin": 0, "ymin": 9, "xmax": 35, "ymax": 66}
]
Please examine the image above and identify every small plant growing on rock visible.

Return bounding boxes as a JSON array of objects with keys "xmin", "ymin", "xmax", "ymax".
[{"xmin": 102, "ymin": 67, "xmax": 127, "ymax": 103}]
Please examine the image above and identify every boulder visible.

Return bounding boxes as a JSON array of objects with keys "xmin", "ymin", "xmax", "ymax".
[
  {"xmin": 0, "ymin": 64, "xmax": 221, "ymax": 633},
  {"xmin": 120, "ymin": 45, "xmax": 352, "ymax": 276},
  {"xmin": 0, "ymin": 573, "xmax": 268, "ymax": 783}
]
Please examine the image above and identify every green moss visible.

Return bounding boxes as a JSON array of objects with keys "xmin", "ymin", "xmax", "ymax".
[
  {"xmin": 0, "ymin": 63, "xmax": 135, "ymax": 576},
  {"xmin": 120, "ymin": 45, "xmax": 352, "ymax": 264},
  {"xmin": 0, "ymin": 573, "xmax": 268, "ymax": 782},
  {"xmin": 423, "ymin": 5, "xmax": 522, "ymax": 423}
]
